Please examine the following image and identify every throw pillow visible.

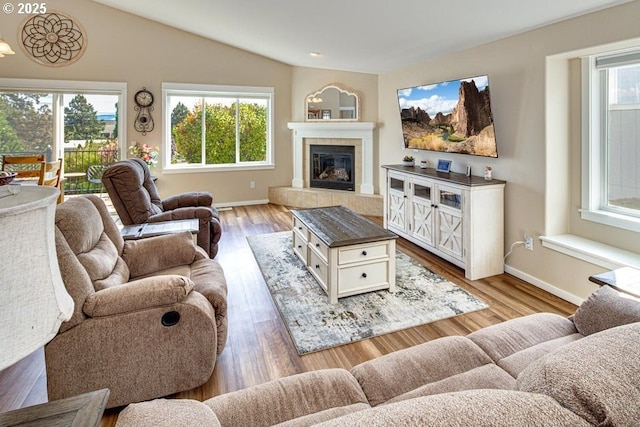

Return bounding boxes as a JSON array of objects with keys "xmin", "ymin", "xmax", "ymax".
[{"xmin": 573, "ymin": 285, "xmax": 640, "ymax": 335}]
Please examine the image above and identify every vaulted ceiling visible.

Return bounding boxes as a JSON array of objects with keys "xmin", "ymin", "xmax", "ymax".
[{"xmin": 93, "ymin": 0, "xmax": 632, "ymax": 73}]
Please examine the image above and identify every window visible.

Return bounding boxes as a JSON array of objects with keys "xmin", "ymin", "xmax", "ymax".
[
  {"xmin": 581, "ymin": 49, "xmax": 640, "ymax": 232},
  {"xmin": 163, "ymin": 83, "xmax": 274, "ymax": 171},
  {"xmin": 0, "ymin": 78, "xmax": 125, "ymax": 195}
]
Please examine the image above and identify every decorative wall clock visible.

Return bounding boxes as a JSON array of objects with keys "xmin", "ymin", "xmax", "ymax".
[
  {"xmin": 134, "ymin": 88, "xmax": 155, "ymax": 135},
  {"xmin": 20, "ymin": 11, "xmax": 87, "ymax": 67}
]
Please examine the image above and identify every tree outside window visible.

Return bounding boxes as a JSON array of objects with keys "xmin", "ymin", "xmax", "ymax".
[{"xmin": 165, "ymin": 83, "xmax": 273, "ymax": 170}]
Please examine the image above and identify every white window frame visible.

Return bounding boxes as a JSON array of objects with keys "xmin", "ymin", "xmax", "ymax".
[
  {"xmin": 580, "ymin": 49, "xmax": 640, "ymax": 232},
  {"xmin": 162, "ymin": 82, "xmax": 275, "ymax": 173},
  {"xmin": 0, "ymin": 78, "xmax": 127, "ymax": 159}
]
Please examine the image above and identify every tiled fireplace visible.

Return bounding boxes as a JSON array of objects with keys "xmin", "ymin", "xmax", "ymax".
[{"xmin": 268, "ymin": 122, "xmax": 383, "ymax": 216}]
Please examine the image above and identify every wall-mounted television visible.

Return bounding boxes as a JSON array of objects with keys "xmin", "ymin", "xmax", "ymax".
[{"xmin": 397, "ymin": 74, "xmax": 498, "ymax": 158}]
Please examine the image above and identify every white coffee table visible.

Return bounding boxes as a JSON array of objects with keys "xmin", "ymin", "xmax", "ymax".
[{"xmin": 291, "ymin": 206, "xmax": 398, "ymax": 304}]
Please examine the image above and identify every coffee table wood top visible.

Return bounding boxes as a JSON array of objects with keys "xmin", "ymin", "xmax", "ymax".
[{"xmin": 291, "ymin": 205, "xmax": 397, "ymax": 248}]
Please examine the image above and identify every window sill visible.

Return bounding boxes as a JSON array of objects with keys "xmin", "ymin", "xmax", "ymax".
[
  {"xmin": 580, "ymin": 208, "xmax": 640, "ymax": 233},
  {"xmin": 540, "ymin": 234, "xmax": 640, "ymax": 270},
  {"xmin": 161, "ymin": 163, "xmax": 275, "ymax": 174}
]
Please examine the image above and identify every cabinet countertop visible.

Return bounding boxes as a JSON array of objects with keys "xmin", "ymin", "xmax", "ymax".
[{"xmin": 382, "ymin": 164, "xmax": 506, "ymax": 187}]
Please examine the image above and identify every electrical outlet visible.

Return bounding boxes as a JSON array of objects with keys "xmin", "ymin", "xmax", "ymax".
[
  {"xmin": 524, "ymin": 234, "xmax": 533, "ymax": 251},
  {"xmin": 250, "ymin": 181, "xmax": 255, "ymax": 189}
]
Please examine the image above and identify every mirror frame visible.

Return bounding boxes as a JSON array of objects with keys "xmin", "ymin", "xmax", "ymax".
[{"xmin": 305, "ymin": 84, "xmax": 360, "ymax": 122}]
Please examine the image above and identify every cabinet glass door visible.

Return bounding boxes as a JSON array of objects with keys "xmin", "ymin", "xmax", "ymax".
[
  {"xmin": 387, "ymin": 173, "xmax": 406, "ymax": 231},
  {"xmin": 410, "ymin": 179, "xmax": 434, "ymax": 245},
  {"xmin": 389, "ymin": 177, "xmax": 404, "ymax": 191},
  {"xmin": 413, "ymin": 182, "xmax": 432, "ymax": 202},
  {"xmin": 439, "ymin": 188, "xmax": 462, "ymax": 211},
  {"xmin": 436, "ymin": 185, "xmax": 463, "ymax": 260}
]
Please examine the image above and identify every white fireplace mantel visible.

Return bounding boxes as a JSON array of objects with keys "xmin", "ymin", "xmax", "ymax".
[{"xmin": 287, "ymin": 122, "xmax": 376, "ymax": 195}]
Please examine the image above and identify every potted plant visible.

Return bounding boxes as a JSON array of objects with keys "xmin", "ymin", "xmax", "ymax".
[{"xmin": 402, "ymin": 155, "xmax": 415, "ymax": 167}]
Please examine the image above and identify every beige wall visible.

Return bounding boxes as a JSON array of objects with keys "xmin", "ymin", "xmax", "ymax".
[
  {"xmin": 378, "ymin": 1, "xmax": 640, "ymax": 302},
  {"xmin": 0, "ymin": 0, "xmax": 294, "ymax": 204}
]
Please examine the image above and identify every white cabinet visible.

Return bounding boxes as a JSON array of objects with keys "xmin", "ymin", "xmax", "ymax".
[{"xmin": 383, "ymin": 166, "xmax": 505, "ymax": 280}]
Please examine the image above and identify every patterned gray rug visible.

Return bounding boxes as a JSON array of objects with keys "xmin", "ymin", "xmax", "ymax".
[{"xmin": 247, "ymin": 231, "xmax": 489, "ymax": 355}]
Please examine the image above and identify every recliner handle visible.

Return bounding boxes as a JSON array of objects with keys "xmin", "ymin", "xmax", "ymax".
[{"xmin": 161, "ymin": 311, "xmax": 181, "ymax": 327}]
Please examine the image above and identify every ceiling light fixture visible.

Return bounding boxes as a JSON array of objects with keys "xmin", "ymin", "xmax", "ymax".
[
  {"xmin": 309, "ymin": 52, "xmax": 321, "ymax": 57},
  {"xmin": 0, "ymin": 36, "xmax": 15, "ymax": 57}
]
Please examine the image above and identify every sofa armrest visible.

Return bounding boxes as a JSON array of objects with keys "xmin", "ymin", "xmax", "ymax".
[
  {"xmin": 83, "ymin": 275, "xmax": 194, "ymax": 317},
  {"xmin": 162, "ymin": 192, "xmax": 213, "ymax": 210},
  {"xmin": 123, "ymin": 231, "xmax": 198, "ymax": 278},
  {"xmin": 149, "ymin": 206, "xmax": 215, "ymax": 222},
  {"xmin": 116, "ymin": 399, "xmax": 221, "ymax": 427}
]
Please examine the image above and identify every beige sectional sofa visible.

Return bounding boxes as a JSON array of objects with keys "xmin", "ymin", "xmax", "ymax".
[{"xmin": 116, "ymin": 285, "xmax": 640, "ymax": 426}]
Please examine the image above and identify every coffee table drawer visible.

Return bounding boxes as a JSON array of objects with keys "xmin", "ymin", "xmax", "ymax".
[
  {"xmin": 309, "ymin": 249, "xmax": 328, "ymax": 291},
  {"xmin": 293, "ymin": 231, "xmax": 308, "ymax": 264},
  {"xmin": 338, "ymin": 261, "xmax": 389, "ymax": 294},
  {"xmin": 293, "ymin": 217, "xmax": 309, "ymax": 242},
  {"xmin": 309, "ymin": 233, "xmax": 329, "ymax": 260},
  {"xmin": 339, "ymin": 242, "xmax": 389, "ymax": 265}
]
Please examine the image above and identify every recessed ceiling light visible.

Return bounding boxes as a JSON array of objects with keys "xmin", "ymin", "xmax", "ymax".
[{"xmin": 309, "ymin": 52, "xmax": 321, "ymax": 57}]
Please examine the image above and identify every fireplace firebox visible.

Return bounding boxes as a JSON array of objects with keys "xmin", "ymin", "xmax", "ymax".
[{"xmin": 309, "ymin": 145, "xmax": 355, "ymax": 191}]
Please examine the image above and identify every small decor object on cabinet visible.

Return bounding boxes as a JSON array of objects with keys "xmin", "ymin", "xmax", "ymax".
[
  {"xmin": 420, "ymin": 160, "xmax": 428, "ymax": 169},
  {"xmin": 484, "ymin": 166, "xmax": 492, "ymax": 180},
  {"xmin": 402, "ymin": 156, "xmax": 415, "ymax": 167},
  {"xmin": 436, "ymin": 159, "xmax": 452, "ymax": 173},
  {"xmin": 134, "ymin": 88, "xmax": 155, "ymax": 135}
]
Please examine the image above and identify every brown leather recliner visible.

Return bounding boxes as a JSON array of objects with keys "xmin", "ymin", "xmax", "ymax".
[
  {"xmin": 102, "ymin": 158, "xmax": 222, "ymax": 258},
  {"xmin": 48, "ymin": 195, "xmax": 228, "ymax": 408}
]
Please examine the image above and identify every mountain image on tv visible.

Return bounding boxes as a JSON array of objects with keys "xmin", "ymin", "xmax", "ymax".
[{"xmin": 397, "ymin": 75, "xmax": 498, "ymax": 157}]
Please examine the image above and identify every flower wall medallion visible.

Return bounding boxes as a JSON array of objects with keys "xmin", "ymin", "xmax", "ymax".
[{"xmin": 19, "ymin": 11, "xmax": 87, "ymax": 67}]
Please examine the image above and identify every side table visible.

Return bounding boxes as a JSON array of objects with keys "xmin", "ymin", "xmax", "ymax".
[
  {"xmin": 0, "ymin": 388, "xmax": 109, "ymax": 427},
  {"xmin": 588, "ymin": 266, "xmax": 640, "ymax": 298}
]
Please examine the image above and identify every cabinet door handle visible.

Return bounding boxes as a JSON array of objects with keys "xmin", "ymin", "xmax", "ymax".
[
  {"xmin": 361, "ymin": 250, "xmax": 367, "ymax": 256},
  {"xmin": 316, "ymin": 243, "xmax": 320, "ymax": 247},
  {"xmin": 298, "ymin": 226, "xmax": 303, "ymax": 230},
  {"xmin": 315, "ymin": 264, "xmax": 320, "ymax": 269},
  {"xmin": 361, "ymin": 272, "xmax": 367, "ymax": 278},
  {"xmin": 297, "ymin": 245, "xmax": 302, "ymax": 249}
]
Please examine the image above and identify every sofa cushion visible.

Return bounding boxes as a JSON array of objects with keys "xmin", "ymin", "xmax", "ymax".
[
  {"xmin": 573, "ymin": 284, "xmax": 640, "ymax": 335},
  {"xmin": 315, "ymin": 389, "xmax": 592, "ymax": 427},
  {"xmin": 496, "ymin": 333, "xmax": 582, "ymax": 378},
  {"xmin": 350, "ymin": 336, "xmax": 496, "ymax": 407},
  {"xmin": 466, "ymin": 313, "xmax": 577, "ymax": 366},
  {"xmin": 518, "ymin": 322, "xmax": 640, "ymax": 426},
  {"xmin": 204, "ymin": 369, "xmax": 369, "ymax": 427},
  {"xmin": 116, "ymin": 398, "xmax": 221, "ymax": 427},
  {"xmin": 383, "ymin": 363, "xmax": 515, "ymax": 406}
]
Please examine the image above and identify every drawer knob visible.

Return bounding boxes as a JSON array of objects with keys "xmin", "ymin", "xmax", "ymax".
[
  {"xmin": 298, "ymin": 226, "xmax": 303, "ymax": 230},
  {"xmin": 361, "ymin": 272, "xmax": 367, "ymax": 278},
  {"xmin": 361, "ymin": 250, "xmax": 367, "ymax": 256},
  {"xmin": 297, "ymin": 245, "xmax": 302, "ymax": 249},
  {"xmin": 316, "ymin": 243, "xmax": 320, "ymax": 247},
  {"xmin": 315, "ymin": 264, "xmax": 320, "ymax": 269}
]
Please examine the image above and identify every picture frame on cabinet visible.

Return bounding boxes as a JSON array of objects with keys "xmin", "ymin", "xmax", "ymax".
[{"xmin": 436, "ymin": 159, "xmax": 452, "ymax": 173}]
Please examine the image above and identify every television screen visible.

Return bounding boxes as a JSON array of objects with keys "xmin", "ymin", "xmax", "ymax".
[{"xmin": 397, "ymin": 75, "xmax": 498, "ymax": 158}]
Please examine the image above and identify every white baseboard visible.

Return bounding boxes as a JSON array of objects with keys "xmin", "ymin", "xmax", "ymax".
[
  {"xmin": 504, "ymin": 264, "xmax": 585, "ymax": 306},
  {"xmin": 215, "ymin": 199, "xmax": 270, "ymax": 209}
]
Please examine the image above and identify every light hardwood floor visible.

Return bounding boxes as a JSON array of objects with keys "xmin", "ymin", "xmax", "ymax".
[{"xmin": 0, "ymin": 203, "xmax": 578, "ymax": 425}]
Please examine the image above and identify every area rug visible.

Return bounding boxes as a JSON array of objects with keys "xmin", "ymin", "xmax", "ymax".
[{"xmin": 247, "ymin": 231, "xmax": 489, "ymax": 354}]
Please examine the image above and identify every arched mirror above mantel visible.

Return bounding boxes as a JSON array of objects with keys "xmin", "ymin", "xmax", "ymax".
[{"xmin": 306, "ymin": 85, "xmax": 359, "ymax": 121}]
